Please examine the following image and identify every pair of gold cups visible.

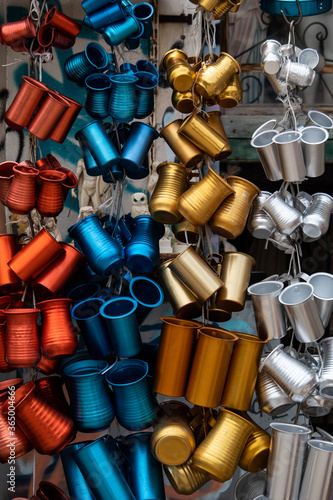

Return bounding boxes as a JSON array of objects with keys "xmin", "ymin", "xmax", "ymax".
[
  {"xmin": 171, "ymin": 56, "xmax": 202, "ymax": 113},
  {"xmin": 195, "ymin": 52, "xmax": 241, "ymax": 100},
  {"xmin": 161, "ymin": 49, "xmax": 196, "ymax": 92}
]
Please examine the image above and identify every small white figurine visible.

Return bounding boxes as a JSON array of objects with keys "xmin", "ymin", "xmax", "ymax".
[
  {"xmin": 72, "ymin": 159, "xmax": 109, "ymax": 210},
  {"xmin": 130, "ymin": 192, "xmax": 150, "ymax": 218}
]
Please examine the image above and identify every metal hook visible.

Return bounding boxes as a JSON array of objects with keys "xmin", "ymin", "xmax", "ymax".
[{"xmin": 281, "ymin": 0, "xmax": 303, "ymax": 26}]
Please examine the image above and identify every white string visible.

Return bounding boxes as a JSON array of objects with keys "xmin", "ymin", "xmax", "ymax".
[
  {"xmin": 203, "ymin": 10, "xmax": 216, "ymax": 57},
  {"xmin": 184, "ymin": 220, "xmax": 190, "ymax": 247}
]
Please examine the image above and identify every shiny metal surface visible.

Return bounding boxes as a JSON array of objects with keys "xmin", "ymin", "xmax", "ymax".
[
  {"xmin": 298, "ymin": 440, "xmax": 333, "ymax": 500},
  {"xmin": 248, "ymin": 281, "xmax": 287, "ymax": 340}
]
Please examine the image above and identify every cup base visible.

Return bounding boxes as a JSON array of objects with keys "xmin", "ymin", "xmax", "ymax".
[
  {"xmin": 126, "ymin": 255, "xmax": 154, "ymax": 274},
  {"xmin": 151, "ymin": 210, "xmax": 180, "ymax": 225}
]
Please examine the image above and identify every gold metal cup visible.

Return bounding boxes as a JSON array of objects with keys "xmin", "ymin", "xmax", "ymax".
[
  {"xmin": 216, "ymin": 252, "xmax": 256, "ymax": 312},
  {"xmin": 159, "ymin": 119, "xmax": 204, "ymax": 169},
  {"xmin": 195, "ymin": 52, "xmax": 241, "ymax": 100},
  {"xmin": 217, "ymin": 73, "xmax": 243, "ymax": 108},
  {"xmin": 230, "ymin": 0, "xmax": 242, "ymax": 11},
  {"xmin": 161, "ymin": 49, "xmax": 195, "ymax": 92},
  {"xmin": 238, "ymin": 413, "xmax": 271, "ymax": 473},
  {"xmin": 164, "ymin": 458, "xmax": 210, "ymax": 495},
  {"xmin": 203, "ymin": 53, "xmax": 219, "ymax": 65},
  {"xmin": 206, "ymin": 110, "xmax": 232, "ymax": 159},
  {"xmin": 149, "ymin": 162, "xmax": 188, "ymax": 224},
  {"xmin": 155, "ymin": 260, "xmax": 202, "ymax": 319},
  {"xmin": 185, "ymin": 327, "xmax": 239, "ymax": 407},
  {"xmin": 177, "ymin": 167, "xmax": 235, "ymax": 226},
  {"xmin": 153, "ymin": 317, "xmax": 201, "ymax": 397},
  {"xmin": 172, "ymin": 218, "xmax": 200, "ymax": 244},
  {"xmin": 207, "ymin": 257, "xmax": 232, "ymax": 322},
  {"xmin": 192, "ymin": 409, "xmax": 255, "ymax": 482},
  {"xmin": 178, "ymin": 113, "xmax": 228, "ymax": 160},
  {"xmin": 220, "ymin": 332, "xmax": 267, "ymax": 411},
  {"xmin": 188, "ymin": 56, "xmax": 202, "ymax": 73},
  {"xmin": 213, "ymin": 0, "xmax": 241, "ymax": 18},
  {"xmin": 209, "ymin": 176, "xmax": 261, "ymax": 239},
  {"xmin": 171, "ymin": 89, "xmax": 201, "ymax": 115},
  {"xmin": 197, "ymin": 0, "xmax": 224, "ymax": 12},
  {"xmin": 169, "ymin": 245, "xmax": 224, "ymax": 303}
]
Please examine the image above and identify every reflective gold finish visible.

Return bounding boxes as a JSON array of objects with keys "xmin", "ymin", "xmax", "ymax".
[
  {"xmin": 155, "ymin": 260, "xmax": 202, "ymax": 319},
  {"xmin": 149, "ymin": 162, "xmax": 188, "ymax": 224},
  {"xmin": 192, "ymin": 409, "xmax": 255, "ymax": 482},
  {"xmin": 195, "ymin": 52, "xmax": 241, "ymax": 99},
  {"xmin": 209, "ymin": 176, "xmax": 261, "ymax": 239},
  {"xmin": 178, "ymin": 113, "xmax": 228, "ymax": 160},
  {"xmin": 197, "ymin": 0, "xmax": 224, "ymax": 12},
  {"xmin": 151, "ymin": 401, "xmax": 196, "ymax": 466},
  {"xmin": 206, "ymin": 110, "xmax": 232, "ymax": 159},
  {"xmin": 185, "ymin": 327, "xmax": 238, "ymax": 408},
  {"xmin": 187, "ymin": 56, "xmax": 202, "ymax": 73},
  {"xmin": 171, "ymin": 89, "xmax": 201, "ymax": 115},
  {"xmin": 177, "ymin": 166, "xmax": 235, "ymax": 226},
  {"xmin": 230, "ymin": 0, "xmax": 242, "ymax": 11},
  {"xmin": 220, "ymin": 332, "xmax": 267, "ymax": 410},
  {"xmin": 172, "ymin": 218, "xmax": 200, "ymax": 244},
  {"xmin": 159, "ymin": 119, "xmax": 204, "ymax": 169},
  {"xmin": 207, "ymin": 257, "xmax": 232, "ymax": 322},
  {"xmin": 213, "ymin": 0, "xmax": 240, "ymax": 18},
  {"xmin": 169, "ymin": 245, "xmax": 224, "ymax": 303},
  {"xmin": 161, "ymin": 49, "xmax": 195, "ymax": 92},
  {"xmin": 217, "ymin": 73, "xmax": 243, "ymax": 108},
  {"xmin": 164, "ymin": 458, "xmax": 210, "ymax": 495},
  {"xmin": 238, "ymin": 413, "xmax": 271, "ymax": 473},
  {"xmin": 153, "ymin": 317, "xmax": 201, "ymax": 397},
  {"xmin": 216, "ymin": 252, "xmax": 256, "ymax": 312},
  {"xmin": 203, "ymin": 53, "xmax": 219, "ymax": 65}
]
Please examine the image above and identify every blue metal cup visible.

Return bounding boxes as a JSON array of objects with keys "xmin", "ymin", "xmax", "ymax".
[
  {"xmin": 125, "ymin": 22, "xmax": 144, "ymax": 50},
  {"xmin": 89, "ymin": 2, "xmax": 125, "ymax": 30},
  {"xmin": 58, "ymin": 351, "xmax": 92, "ymax": 375},
  {"xmin": 129, "ymin": 276, "xmax": 164, "ymax": 325},
  {"xmin": 64, "ymin": 42, "xmax": 109, "ymax": 85},
  {"xmin": 118, "ymin": 432, "xmax": 166, "ymax": 500},
  {"xmin": 100, "ymin": 297, "xmax": 142, "ymax": 357},
  {"xmin": 63, "ymin": 359, "xmax": 115, "ymax": 432},
  {"xmin": 68, "ymin": 214, "xmax": 125, "ymax": 276},
  {"xmin": 124, "ymin": 215, "xmax": 164, "ymax": 274},
  {"xmin": 60, "ymin": 441, "xmax": 96, "ymax": 500},
  {"xmin": 109, "ymin": 74, "xmax": 138, "ymax": 122},
  {"xmin": 132, "ymin": 3, "xmax": 153, "ymax": 39},
  {"xmin": 78, "ymin": 140, "xmax": 102, "ymax": 177},
  {"xmin": 135, "ymin": 72, "xmax": 158, "ymax": 119},
  {"xmin": 71, "ymin": 298, "xmax": 113, "ymax": 358},
  {"xmin": 83, "ymin": 15, "xmax": 103, "ymax": 33},
  {"xmin": 120, "ymin": 121, "xmax": 159, "ymax": 176},
  {"xmin": 260, "ymin": 0, "xmax": 332, "ymax": 16},
  {"xmin": 85, "ymin": 73, "xmax": 112, "ymax": 119},
  {"xmin": 121, "ymin": 0, "xmax": 134, "ymax": 13},
  {"xmin": 104, "ymin": 66, "xmax": 116, "ymax": 77},
  {"xmin": 73, "ymin": 436, "xmax": 135, "ymax": 500},
  {"xmin": 103, "ymin": 15, "xmax": 141, "ymax": 46},
  {"xmin": 136, "ymin": 59, "xmax": 159, "ymax": 78},
  {"xmin": 105, "ymin": 359, "xmax": 158, "ymax": 430},
  {"xmin": 75, "ymin": 121, "xmax": 120, "ymax": 174},
  {"xmin": 67, "ymin": 283, "xmax": 102, "ymax": 304},
  {"xmin": 82, "ymin": 0, "xmax": 118, "ymax": 16},
  {"xmin": 120, "ymin": 62, "xmax": 137, "ymax": 74}
]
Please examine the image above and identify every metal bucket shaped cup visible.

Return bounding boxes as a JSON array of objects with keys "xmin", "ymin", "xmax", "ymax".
[
  {"xmin": 36, "ymin": 170, "xmax": 66, "ymax": 217},
  {"xmin": 73, "ymin": 437, "xmax": 135, "ymax": 500},
  {"xmin": 0, "ymin": 234, "xmax": 20, "ymax": 291},
  {"xmin": 34, "ymin": 376, "xmax": 70, "ymax": 416},
  {"xmin": 129, "ymin": 276, "xmax": 164, "ymax": 325},
  {"xmin": 206, "ymin": 110, "xmax": 232, "ymax": 159},
  {"xmin": 217, "ymin": 73, "xmax": 243, "ymax": 108},
  {"xmin": 60, "ymin": 442, "xmax": 96, "ymax": 500},
  {"xmin": 255, "ymin": 370, "xmax": 294, "ymax": 416},
  {"xmin": 4, "ymin": 308, "xmax": 40, "ymax": 367},
  {"xmin": 192, "ymin": 409, "xmax": 255, "ymax": 482},
  {"xmin": 103, "ymin": 15, "xmax": 142, "ymax": 47},
  {"xmin": 48, "ymin": 96, "xmax": 83, "ymax": 143},
  {"xmin": 8, "ymin": 227, "xmax": 65, "ymax": 283},
  {"xmin": 195, "ymin": 52, "xmax": 241, "ymax": 99},
  {"xmin": 247, "ymin": 191, "xmax": 276, "ymax": 239},
  {"xmin": 106, "ymin": 359, "xmax": 158, "ymax": 430},
  {"xmin": 307, "ymin": 109, "xmax": 333, "ymax": 130},
  {"xmin": 64, "ymin": 42, "xmax": 108, "ymax": 85},
  {"xmin": 159, "ymin": 120, "xmax": 204, "ymax": 169},
  {"xmin": 279, "ymin": 61, "xmax": 315, "ymax": 87},
  {"xmin": 234, "ymin": 471, "xmax": 266, "ymax": 500},
  {"xmin": 178, "ymin": 167, "xmax": 235, "ymax": 226},
  {"xmin": 85, "ymin": 73, "xmax": 112, "ymax": 119},
  {"xmin": 265, "ymin": 423, "xmax": 312, "ymax": 500},
  {"xmin": 209, "ymin": 176, "xmax": 260, "ymax": 239},
  {"xmin": 149, "ymin": 162, "xmax": 188, "ymax": 224},
  {"xmin": 299, "ymin": 440, "xmax": 333, "ymax": 500},
  {"xmin": 239, "ymin": 418, "xmax": 271, "ymax": 473},
  {"xmin": 164, "ymin": 458, "xmax": 210, "ymax": 495},
  {"xmin": 27, "ymin": 92, "xmax": 71, "ymax": 141},
  {"xmin": 153, "ymin": 317, "xmax": 201, "ymax": 396},
  {"xmin": 279, "ymin": 282, "xmax": 324, "ymax": 343},
  {"xmin": 272, "ymin": 131, "xmax": 306, "ymax": 182},
  {"xmin": 307, "ymin": 271, "xmax": 333, "ymax": 327},
  {"xmin": 185, "ymin": 327, "xmax": 238, "ymax": 408},
  {"xmin": 178, "ymin": 113, "xmax": 228, "ymax": 159},
  {"xmin": 172, "ymin": 218, "xmax": 200, "ymax": 244},
  {"xmin": 248, "ymin": 281, "xmax": 287, "ymax": 340},
  {"xmin": 135, "ymin": 72, "xmax": 158, "ymax": 119},
  {"xmin": 0, "ymin": 161, "xmax": 17, "ymax": 206},
  {"xmin": 301, "ymin": 126, "xmax": 328, "ymax": 178},
  {"xmin": 220, "ymin": 332, "xmax": 267, "ymax": 411},
  {"xmin": 319, "ymin": 337, "xmax": 333, "ymax": 398},
  {"xmin": 5, "ymin": 164, "xmax": 39, "ymax": 215},
  {"xmin": 0, "ymin": 16, "xmax": 35, "ymax": 45},
  {"xmin": 216, "ymin": 251, "xmax": 255, "ymax": 312},
  {"xmin": 109, "ymin": 73, "xmax": 139, "ymax": 122},
  {"xmin": 88, "ymin": 2, "xmax": 125, "ymax": 30},
  {"xmin": 260, "ymin": 40, "xmax": 281, "ymax": 75},
  {"xmin": 100, "ymin": 297, "xmax": 142, "ymax": 358},
  {"xmin": 161, "ymin": 49, "xmax": 195, "ymax": 92},
  {"xmin": 63, "ymin": 359, "xmax": 115, "ymax": 432},
  {"xmin": 262, "ymin": 191, "xmax": 303, "ymax": 236},
  {"xmin": 120, "ymin": 122, "xmax": 159, "ymax": 176},
  {"xmin": 302, "ymin": 193, "xmax": 333, "ymax": 242},
  {"xmin": 171, "ymin": 89, "xmax": 201, "ymax": 114},
  {"xmin": 169, "ymin": 245, "xmax": 224, "ymax": 303},
  {"xmin": 250, "ymin": 130, "xmax": 282, "ymax": 181},
  {"xmin": 260, "ymin": 344, "xmax": 318, "ymax": 403},
  {"xmin": 155, "ymin": 261, "xmax": 202, "ymax": 319}
]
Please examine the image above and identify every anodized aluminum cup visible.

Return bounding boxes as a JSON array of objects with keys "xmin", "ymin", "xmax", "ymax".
[
  {"xmin": 307, "ymin": 271, "xmax": 333, "ymax": 328},
  {"xmin": 262, "ymin": 191, "xmax": 303, "ymax": 236},
  {"xmin": 307, "ymin": 110, "xmax": 333, "ymax": 130},
  {"xmin": 319, "ymin": 337, "xmax": 333, "ymax": 399},
  {"xmin": 247, "ymin": 191, "xmax": 275, "ymax": 240},
  {"xmin": 302, "ymin": 193, "xmax": 333, "ymax": 242},
  {"xmin": 260, "ymin": 39, "xmax": 282, "ymax": 75},
  {"xmin": 298, "ymin": 48, "xmax": 320, "ymax": 69},
  {"xmin": 159, "ymin": 119, "xmax": 204, "ymax": 169},
  {"xmin": 298, "ymin": 440, "xmax": 333, "ymax": 500},
  {"xmin": 234, "ymin": 471, "xmax": 266, "ymax": 500},
  {"xmin": 256, "ymin": 370, "xmax": 295, "ymax": 417},
  {"xmin": 248, "ymin": 281, "xmax": 287, "ymax": 340},
  {"xmin": 27, "ymin": 91, "xmax": 71, "ymax": 141},
  {"xmin": 251, "ymin": 130, "xmax": 282, "ymax": 181},
  {"xmin": 272, "ymin": 130, "xmax": 306, "ymax": 182},
  {"xmin": 279, "ymin": 60, "xmax": 316, "ymax": 87},
  {"xmin": 301, "ymin": 126, "xmax": 328, "ymax": 178}
]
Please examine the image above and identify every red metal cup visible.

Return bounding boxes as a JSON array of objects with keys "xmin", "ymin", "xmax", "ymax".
[
  {"xmin": 0, "ymin": 296, "xmax": 12, "ymax": 322},
  {"xmin": 0, "ymin": 17, "xmax": 36, "ymax": 46},
  {"xmin": 36, "ymin": 355, "xmax": 61, "ymax": 375},
  {"xmin": 0, "ymin": 161, "xmax": 17, "ymax": 205},
  {"xmin": 4, "ymin": 308, "xmax": 41, "ymax": 367},
  {"xmin": 48, "ymin": 96, "xmax": 83, "ymax": 143},
  {"xmin": 0, "ymin": 321, "xmax": 14, "ymax": 372},
  {"xmin": 43, "ymin": 7, "xmax": 81, "ymax": 37},
  {"xmin": 0, "ymin": 234, "xmax": 21, "ymax": 292},
  {"xmin": 36, "ymin": 158, "xmax": 52, "ymax": 172},
  {"xmin": 52, "ymin": 30, "xmax": 76, "ymax": 50},
  {"xmin": 35, "ymin": 376, "xmax": 70, "ymax": 415},
  {"xmin": 5, "ymin": 164, "xmax": 39, "ymax": 214},
  {"xmin": 10, "ymin": 38, "xmax": 28, "ymax": 52},
  {"xmin": 45, "ymin": 154, "xmax": 62, "ymax": 170},
  {"xmin": 5, "ymin": 76, "xmax": 49, "ymax": 130},
  {"xmin": 37, "ymin": 25, "xmax": 54, "ymax": 48},
  {"xmin": 0, "ymin": 377, "xmax": 22, "ymax": 397},
  {"xmin": 8, "ymin": 227, "xmax": 65, "ymax": 283},
  {"xmin": 36, "ymin": 481, "xmax": 70, "ymax": 500},
  {"xmin": 37, "ymin": 170, "xmax": 67, "ymax": 217},
  {"xmin": 27, "ymin": 91, "xmax": 71, "ymax": 141},
  {"xmin": 54, "ymin": 166, "xmax": 78, "ymax": 202}
]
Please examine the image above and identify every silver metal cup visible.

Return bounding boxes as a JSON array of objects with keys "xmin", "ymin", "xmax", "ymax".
[
  {"xmin": 307, "ymin": 110, "xmax": 333, "ymax": 130},
  {"xmin": 307, "ymin": 271, "xmax": 333, "ymax": 328},
  {"xmin": 251, "ymin": 130, "xmax": 282, "ymax": 181},
  {"xmin": 295, "ymin": 191, "xmax": 313, "ymax": 213},
  {"xmin": 260, "ymin": 40, "xmax": 282, "ymax": 75},
  {"xmin": 265, "ymin": 73, "xmax": 295, "ymax": 96},
  {"xmin": 279, "ymin": 61, "xmax": 316, "ymax": 87},
  {"xmin": 262, "ymin": 191, "xmax": 303, "ymax": 236},
  {"xmin": 255, "ymin": 369, "xmax": 294, "ymax": 417},
  {"xmin": 265, "ymin": 422, "xmax": 312, "ymax": 500},
  {"xmin": 279, "ymin": 282, "xmax": 325, "ymax": 343},
  {"xmin": 260, "ymin": 344, "xmax": 318, "ymax": 403},
  {"xmin": 298, "ymin": 48, "xmax": 320, "ymax": 69},
  {"xmin": 272, "ymin": 131, "xmax": 306, "ymax": 182},
  {"xmin": 319, "ymin": 337, "xmax": 333, "ymax": 399},
  {"xmin": 302, "ymin": 193, "xmax": 333, "ymax": 242},
  {"xmin": 234, "ymin": 471, "xmax": 266, "ymax": 500},
  {"xmin": 247, "ymin": 191, "xmax": 276, "ymax": 239},
  {"xmin": 301, "ymin": 391, "xmax": 332, "ymax": 417},
  {"xmin": 298, "ymin": 440, "xmax": 333, "ymax": 500},
  {"xmin": 252, "ymin": 120, "xmax": 277, "ymax": 139},
  {"xmin": 301, "ymin": 126, "xmax": 328, "ymax": 178},
  {"xmin": 248, "ymin": 281, "xmax": 287, "ymax": 340}
]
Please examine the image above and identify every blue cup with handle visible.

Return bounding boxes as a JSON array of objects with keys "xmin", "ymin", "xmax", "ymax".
[
  {"xmin": 120, "ymin": 62, "xmax": 137, "ymax": 74},
  {"xmin": 85, "ymin": 73, "xmax": 112, "ymax": 119},
  {"xmin": 64, "ymin": 42, "xmax": 109, "ymax": 85},
  {"xmin": 136, "ymin": 59, "xmax": 159, "ymax": 78},
  {"xmin": 67, "ymin": 283, "xmax": 101, "ymax": 304},
  {"xmin": 103, "ymin": 14, "xmax": 141, "ymax": 46},
  {"xmin": 76, "ymin": 136, "xmax": 102, "ymax": 177},
  {"xmin": 129, "ymin": 276, "xmax": 164, "ymax": 325},
  {"xmin": 132, "ymin": 2, "xmax": 153, "ymax": 38},
  {"xmin": 82, "ymin": 0, "xmax": 118, "ymax": 16},
  {"xmin": 60, "ymin": 441, "xmax": 96, "ymax": 500},
  {"xmin": 120, "ymin": 121, "xmax": 159, "ymax": 177},
  {"xmin": 125, "ymin": 21, "xmax": 144, "ymax": 50},
  {"xmin": 135, "ymin": 72, "xmax": 158, "ymax": 119},
  {"xmin": 109, "ymin": 74, "xmax": 138, "ymax": 122}
]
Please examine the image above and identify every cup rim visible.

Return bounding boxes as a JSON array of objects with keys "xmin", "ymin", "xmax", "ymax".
[
  {"xmin": 250, "ymin": 129, "xmax": 279, "ymax": 148},
  {"xmin": 105, "ymin": 358, "xmax": 148, "ymax": 386},
  {"xmin": 100, "ymin": 297, "xmax": 137, "ymax": 319},
  {"xmin": 278, "ymin": 282, "xmax": 314, "ymax": 306},
  {"xmin": 270, "ymin": 422, "xmax": 312, "ymax": 435},
  {"xmin": 198, "ymin": 326, "xmax": 239, "ymax": 342},
  {"xmin": 132, "ymin": 2, "xmax": 154, "ymax": 20},
  {"xmin": 248, "ymin": 280, "xmax": 284, "ymax": 296},
  {"xmin": 161, "ymin": 316, "xmax": 201, "ymax": 329},
  {"xmin": 272, "ymin": 130, "xmax": 302, "ymax": 144},
  {"xmin": 129, "ymin": 276, "xmax": 164, "ymax": 308},
  {"xmin": 301, "ymin": 126, "xmax": 329, "ymax": 145},
  {"xmin": 308, "ymin": 439, "xmax": 333, "ymax": 453},
  {"xmin": 62, "ymin": 358, "xmax": 109, "ymax": 377}
]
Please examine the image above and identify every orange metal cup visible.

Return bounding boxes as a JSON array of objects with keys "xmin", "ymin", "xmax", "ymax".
[
  {"xmin": 0, "ymin": 234, "xmax": 21, "ymax": 292},
  {"xmin": 43, "ymin": 6, "xmax": 81, "ymax": 38},
  {"xmin": 36, "ymin": 354, "xmax": 61, "ymax": 375},
  {"xmin": 27, "ymin": 91, "xmax": 71, "ymax": 141},
  {"xmin": 52, "ymin": 30, "xmax": 76, "ymax": 50},
  {"xmin": 36, "ymin": 158, "xmax": 52, "ymax": 172},
  {"xmin": 153, "ymin": 317, "xmax": 201, "ymax": 397},
  {"xmin": 35, "ymin": 376, "xmax": 70, "ymax": 416},
  {"xmin": 8, "ymin": 228, "xmax": 65, "ymax": 283},
  {"xmin": 37, "ymin": 24, "xmax": 54, "ymax": 47},
  {"xmin": 37, "ymin": 170, "xmax": 67, "ymax": 217},
  {"xmin": 48, "ymin": 95, "xmax": 83, "ymax": 143},
  {"xmin": 0, "ymin": 322, "xmax": 14, "ymax": 373},
  {"xmin": 4, "ymin": 308, "xmax": 41, "ymax": 367},
  {"xmin": 0, "ymin": 17, "xmax": 36, "ymax": 46},
  {"xmin": 54, "ymin": 166, "xmax": 78, "ymax": 202},
  {"xmin": 0, "ymin": 162, "xmax": 17, "ymax": 205},
  {"xmin": 185, "ymin": 326, "xmax": 238, "ymax": 407},
  {"xmin": 5, "ymin": 164, "xmax": 39, "ymax": 214}
]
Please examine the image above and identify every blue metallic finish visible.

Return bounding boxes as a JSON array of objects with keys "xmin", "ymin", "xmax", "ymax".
[
  {"xmin": 132, "ymin": 3, "xmax": 154, "ymax": 39},
  {"xmin": 120, "ymin": 62, "xmax": 137, "ymax": 74},
  {"xmin": 71, "ymin": 298, "xmax": 113, "ymax": 358},
  {"xmin": 60, "ymin": 441, "xmax": 96, "ymax": 500},
  {"xmin": 100, "ymin": 297, "xmax": 142, "ymax": 357},
  {"xmin": 103, "ymin": 15, "xmax": 141, "ymax": 46},
  {"xmin": 109, "ymin": 74, "xmax": 138, "ymax": 122},
  {"xmin": 82, "ymin": 0, "xmax": 117, "ymax": 16},
  {"xmin": 129, "ymin": 276, "xmax": 164, "ymax": 325},
  {"xmin": 64, "ymin": 42, "xmax": 109, "ymax": 85},
  {"xmin": 105, "ymin": 359, "xmax": 158, "ymax": 430},
  {"xmin": 135, "ymin": 72, "xmax": 158, "ymax": 119},
  {"xmin": 260, "ymin": 0, "xmax": 332, "ymax": 16},
  {"xmin": 76, "ymin": 135, "xmax": 102, "ymax": 176},
  {"xmin": 67, "ymin": 282, "xmax": 101, "ymax": 304},
  {"xmin": 136, "ymin": 59, "xmax": 159, "ymax": 78},
  {"xmin": 68, "ymin": 214, "xmax": 125, "ymax": 276},
  {"xmin": 125, "ymin": 22, "xmax": 144, "ymax": 50},
  {"xmin": 85, "ymin": 73, "xmax": 112, "ymax": 119},
  {"xmin": 89, "ymin": 2, "xmax": 125, "ymax": 30},
  {"xmin": 63, "ymin": 359, "xmax": 115, "ymax": 432},
  {"xmin": 104, "ymin": 66, "xmax": 116, "ymax": 77},
  {"xmin": 120, "ymin": 121, "xmax": 158, "ymax": 174}
]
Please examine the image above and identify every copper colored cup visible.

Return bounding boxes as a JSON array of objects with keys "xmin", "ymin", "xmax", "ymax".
[
  {"xmin": 8, "ymin": 227, "xmax": 65, "ymax": 283},
  {"xmin": 195, "ymin": 52, "xmax": 241, "ymax": 99},
  {"xmin": 43, "ymin": 6, "xmax": 81, "ymax": 37},
  {"xmin": 48, "ymin": 96, "xmax": 83, "ymax": 143},
  {"xmin": 37, "ymin": 170, "xmax": 67, "ymax": 217},
  {"xmin": 36, "ymin": 158, "xmax": 52, "ymax": 172},
  {"xmin": 159, "ymin": 119, "xmax": 204, "ymax": 169},
  {"xmin": 37, "ymin": 24, "xmax": 54, "ymax": 47},
  {"xmin": 35, "ymin": 376, "xmax": 70, "ymax": 416},
  {"xmin": 5, "ymin": 76, "xmax": 49, "ymax": 130},
  {"xmin": 0, "ymin": 234, "xmax": 21, "ymax": 292},
  {"xmin": 36, "ymin": 481, "xmax": 70, "ymax": 500},
  {"xmin": 27, "ymin": 91, "xmax": 71, "ymax": 141},
  {"xmin": 185, "ymin": 327, "xmax": 238, "ymax": 407},
  {"xmin": 54, "ymin": 166, "xmax": 78, "ymax": 202},
  {"xmin": 5, "ymin": 164, "xmax": 39, "ymax": 215},
  {"xmin": 217, "ymin": 73, "xmax": 243, "ymax": 108},
  {"xmin": 4, "ymin": 308, "xmax": 41, "ymax": 367},
  {"xmin": 206, "ymin": 110, "xmax": 232, "ymax": 159},
  {"xmin": 36, "ymin": 355, "xmax": 61, "ymax": 375},
  {"xmin": 153, "ymin": 317, "xmax": 201, "ymax": 397},
  {"xmin": 52, "ymin": 30, "xmax": 76, "ymax": 50},
  {"xmin": 0, "ymin": 161, "xmax": 17, "ymax": 205},
  {"xmin": 0, "ymin": 322, "xmax": 14, "ymax": 373},
  {"xmin": 0, "ymin": 16, "xmax": 36, "ymax": 45}
]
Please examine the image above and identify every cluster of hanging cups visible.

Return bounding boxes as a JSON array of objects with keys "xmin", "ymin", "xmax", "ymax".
[
  {"xmin": 4, "ymin": 76, "xmax": 83, "ymax": 143},
  {"xmin": 36, "ymin": 7, "xmax": 81, "ymax": 51},
  {"xmin": 189, "ymin": 0, "xmax": 243, "ymax": 18}
]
